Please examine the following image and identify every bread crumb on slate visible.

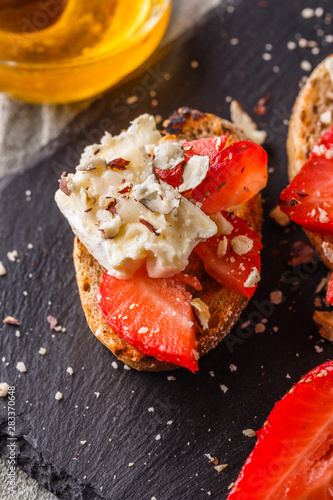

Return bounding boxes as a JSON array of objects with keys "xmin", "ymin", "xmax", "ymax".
[
  {"xmin": 255, "ymin": 323, "xmax": 266, "ymax": 333},
  {"xmin": 220, "ymin": 385, "xmax": 228, "ymax": 393},
  {"xmin": 80, "ymin": 440, "xmax": 87, "ymax": 445},
  {"xmin": 155, "ymin": 434, "xmax": 161, "ymax": 441},
  {"xmin": 316, "ymin": 276, "xmax": 329, "ymax": 294},
  {"xmin": 111, "ymin": 361, "xmax": 118, "ymax": 369},
  {"xmin": 270, "ymin": 290, "xmax": 283, "ymax": 305},
  {"xmin": 229, "ymin": 364, "xmax": 237, "ymax": 372},
  {"xmin": 214, "ymin": 464, "xmax": 228, "ymax": 472},
  {"xmin": 286, "ymin": 373, "xmax": 291, "ymax": 379},
  {"xmin": 7, "ymin": 250, "xmax": 18, "ymax": 262},
  {"xmin": 0, "ymin": 383, "xmax": 9, "ymax": 397},
  {"xmin": 148, "ymin": 407, "xmax": 154, "ymax": 412},
  {"xmin": 39, "ymin": 347, "xmax": 47, "ymax": 355},
  {"xmin": 269, "ymin": 206, "xmax": 290, "ymax": 227},
  {"xmin": 313, "ymin": 310, "xmax": 333, "ymax": 341},
  {"xmin": 300, "ymin": 60, "xmax": 312, "ymax": 72},
  {"xmin": 3, "ymin": 316, "xmax": 19, "ymax": 325},
  {"xmin": 94, "ymin": 392, "xmax": 100, "ymax": 398},
  {"xmin": 315, "ymin": 345, "xmax": 324, "ymax": 353},
  {"xmin": 47, "ymin": 315, "xmax": 58, "ymax": 330},
  {"xmin": 0, "ymin": 261, "xmax": 7, "ymax": 276},
  {"xmin": 167, "ymin": 420, "xmax": 173, "ymax": 425},
  {"xmin": 167, "ymin": 376, "xmax": 176, "ymax": 381},
  {"xmin": 242, "ymin": 428, "xmax": 256, "ymax": 437},
  {"xmin": 124, "ymin": 364, "xmax": 131, "ymax": 370},
  {"xmin": 55, "ymin": 391, "xmax": 63, "ymax": 400},
  {"xmin": 128, "ymin": 462, "xmax": 134, "ymax": 467},
  {"xmin": 16, "ymin": 361, "xmax": 27, "ymax": 373},
  {"xmin": 301, "ymin": 7, "xmax": 314, "ymax": 18},
  {"xmin": 67, "ymin": 367, "xmax": 74, "ymax": 376}
]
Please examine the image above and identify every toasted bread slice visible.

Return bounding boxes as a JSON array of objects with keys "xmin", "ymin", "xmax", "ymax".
[
  {"xmin": 73, "ymin": 108, "xmax": 263, "ymax": 371},
  {"xmin": 287, "ymin": 55, "xmax": 333, "ymax": 271}
]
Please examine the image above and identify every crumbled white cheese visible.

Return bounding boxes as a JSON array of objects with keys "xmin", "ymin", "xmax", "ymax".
[
  {"xmin": 191, "ymin": 298, "xmax": 210, "ymax": 330},
  {"xmin": 231, "ymin": 235, "xmax": 253, "ymax": 255},
  {"xmin": 135, "ymin": 174, "xmax": 180, "ymax": 214},
  {"xmin": 0, "ymin": 383, "xmax": 9, "ymax": 397},
  {"xmin": 230, "ymin": 100, "xmax": 267, "ymax": 145},
  {"xmin": 153, "ymin": 141, "xmax": 184, "ymax": 170},
  {"xmin": 244, "ymin": 267, "xmax": 260, "ymax": 288},
  {"xmin": 178, "ymin": 155, "xmax": 209, "ymax": 192},
  {"xmin": 55, "ymin": 115, "xmax": 217, "ymax": 279},
  {"xmin": 16, "ymin": 361, "xmax": 26, "ymax": 373}
]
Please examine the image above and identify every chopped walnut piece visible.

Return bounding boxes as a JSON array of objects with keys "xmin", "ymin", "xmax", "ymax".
[
  {"xmin": 3, "ymin": 316, "xmax": 19, "ymax": 325},
  {"xmin": 191, "ymin": 298, "xmax": 210, "ymax": 330},
  {"xmin": 47, "ymin": 315, "xmax": 58, "ymax": 330},
  {"xmin": 214, "ymin": 464, "xmax": 228, "ymax": 472},
  {"xmin": 0, "ymin": 383, "xmax": 9, "ymax": 397},
  {"xmin": 313, "ymin": 310, "xmax": 333, "ymax": 341},
  {"xmin": 59, "ymin": 172, "xmax": 70, "ymax": 196},
  {"xmin": 139, "ymin": 218, "xmax": 160, "ymax": 236},
  {"xmin": 269, "ymin": 206, "xmax": 290, "ymax": 227},
  {"xmin": 107, "ymin": 158, "xmax": 130, "ymax": 170}
]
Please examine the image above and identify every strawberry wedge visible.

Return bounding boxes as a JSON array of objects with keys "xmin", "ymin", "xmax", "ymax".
[
  {"xmin": 227, "ymin": 361, "xmax": 333, "ymax": 500},
  {"xmin": 194, "ymin": 212, "xmax": 262, "ymax": 299},
  {"xmin": 98, "ymin": 268, "xmax": 199, "ymax": 371},
  {"xmin": 155, "ymin": 137, "xmax": 268, "ymax": 214},
  {"xmin": 279, "ymin": 125, "xmax": 333, "ymax": 236}
]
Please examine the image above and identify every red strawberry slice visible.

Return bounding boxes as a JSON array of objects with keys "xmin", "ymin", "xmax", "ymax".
[
  {"xmin": 155, "ymin": 136, "xmax": 227, "ymax": 189},
  {"xmin": 227, "ymin": 361, "xmax": 333, "ymax": 500},
  {"xmin": 98, "ymin": 268, "xmax": 199, "ymax": 371},
  {"xmin": 155, "ymin": 138, "xmax": 268, "ymax": 214},
  {"xmin": 155, "ymin": 163, "xmax": 183, "ymax": 188},
  {"xmin": 194, "ymin": 212, "xmax": 262, "ymax": 299},
  {"xmin": 278, "ymin": 156, "xmax": 333, "ymax": 236},
  {"xmin": 190, "ymin": 141, "xmax": 268, "ymax": 214},
  {"xmin": 183, "ymin": 136, "xmax": 227, "ymax": 159},
  {"xmin": 279, "ymin": 125, "xmax": 333, "ymax": 236}
]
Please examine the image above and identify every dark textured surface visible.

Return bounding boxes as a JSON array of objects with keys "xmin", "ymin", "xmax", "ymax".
[{"xmin": 1, "ymin": 1, "xmax": 333, "ymax": 499}]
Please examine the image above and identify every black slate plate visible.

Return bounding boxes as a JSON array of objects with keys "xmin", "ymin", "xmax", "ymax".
[{"xmin": 1, "ymin": 1, "xmax": 333, "ymax": 499}]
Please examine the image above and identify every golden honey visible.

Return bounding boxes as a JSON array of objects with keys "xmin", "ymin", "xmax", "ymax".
[{"xmin": 0, "ymin": 0, "xmax": 171, "ymax": 103}]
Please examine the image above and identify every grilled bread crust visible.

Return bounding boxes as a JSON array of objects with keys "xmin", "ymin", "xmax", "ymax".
[
  {"xmin": 73, "ymin": 108, "xmax": 263, "ymax": 371},
  {"xmin": 287, "ymin": 55, "xmax": 333, "ymax": 271}
]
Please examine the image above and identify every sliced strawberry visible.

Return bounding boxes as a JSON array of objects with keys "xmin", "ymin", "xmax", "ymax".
[
  {"xmin": 190, "ymin": 141, "xmax": 268, "ymax": 213},
  {"xmin": 155, "ymin": 137, "xmax": 227, "ymax": 189},
  {"xmin": 194, "ymin": 212, "xmax": 262, "ymax": 299},
  {"xmin": 183, "ymin": 136, "xmax": 227, "ymax": 159},
  {"xmin": 278, "ymin": 155, "xmax": 333, "ymax": 236},
  {"xmin": 98, "ymin": 268, "xmax": 198, "ymax": 371},
  {"xmin": 326, "ymin": 275, "xmax": 333, "ymax": 305},
  {"xmin": 227, "ymin": 361, "xmax": 333, "ymax": 500},
  {"xmin": 155, "ymin": 163, "xmax": 183, "ymax": 188}
]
